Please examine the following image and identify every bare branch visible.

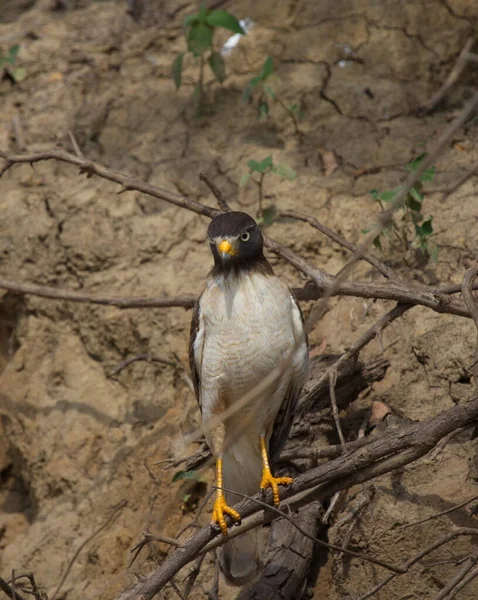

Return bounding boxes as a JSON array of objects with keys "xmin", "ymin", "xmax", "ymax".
[
  {"xmin": 115, "ymin": 396, "xmax": 478, "ymax": 600},
  {"xmin": 279, "ymin": 209, "xmax": 396, "ymax": 280},
  {"xmin": 402, "ymin": 494, "xmax": 478, "ymax": 530},
  {"xmin": 198, "ymin": 172, "xmax": 231, "ymax": 212},
  {"xmin": 356, "ymin": 528, "xmax": 478, "ymax": 600},
  {"xmin": 0, "ymin": 277, "xmax": 196, "ymax": 310},
  {"xmin": 462, "ymin": 262, "xmax": 478, "ymax": 386},
  {"xmin": 0, "ymin": 578, "xmax": 28, "ymax": 600},
  {"xmin": 110, "ymin": 353, "xmax": 177, "ymax": 376},
  {"xmin": 432, "ymin": 553, "xmax": 478, "ymax": 600},
  {"xmin": 217, "ymin": 485, "xmax": 402, "ymax": 574},
  {"xmin": 51, "ymin": 500, "xmax": 127, "ymax": 600},
  {"xmin": 418, "ymin": 37, "xmax": 475, "ymax": 115}
]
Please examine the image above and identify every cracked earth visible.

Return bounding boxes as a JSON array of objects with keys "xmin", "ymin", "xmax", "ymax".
[{"xmin": 1, "ymin": 1, "xmax": 478, "ymax": 599}]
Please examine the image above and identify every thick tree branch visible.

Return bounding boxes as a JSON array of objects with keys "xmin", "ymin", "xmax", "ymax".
[{"xmin": 115, "ymin": 396, "xmax": 478, "ymax": 600}]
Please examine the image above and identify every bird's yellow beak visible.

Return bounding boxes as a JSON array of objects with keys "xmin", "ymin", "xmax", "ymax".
[{"xmin": 218, "ymin": 240, "xmax": 237, "ymax": 257}]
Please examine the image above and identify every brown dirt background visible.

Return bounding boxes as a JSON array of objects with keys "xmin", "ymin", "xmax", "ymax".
[{"xmin": 1, "ymin": 1, "xmax": 478, "ymax": 599}]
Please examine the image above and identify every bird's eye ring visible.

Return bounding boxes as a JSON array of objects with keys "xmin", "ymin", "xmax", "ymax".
[{"xmin": 240, "ymin": 231, "xmax": 250, "ymax": 242}]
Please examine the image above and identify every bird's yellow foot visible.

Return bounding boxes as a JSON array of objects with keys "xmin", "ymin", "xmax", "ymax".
[
  {"xmin": 260, "ymin": 468, "xmax": 293, "ymax": 507},
  {"xmin": 211, "ymin": 492, "xmax": 242, "ymax": 536}
]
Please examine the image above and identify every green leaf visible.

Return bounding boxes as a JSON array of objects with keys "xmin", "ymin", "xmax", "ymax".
[
  {"xmin": 373, "ymin": 236, "xmax": 382, "ymax": 250},
  {"xmin": 172, "ymin": 53, "xmax": 183, "ymax": 89},
  {"xmin": 8, "ymin": 44, "xmax": 20, "ymax": 65},
  {"xmin": 420, "ymin": 217, "xmax": 433, "ymax": 237},
  {"xmin": 182, "ymin": 493, "xmax": 192, "ymax": 503},
  {"xmin": 369, "ymin": 190, "xmax": 379, "ymax": 201},
  {"xmin": 260, "ymin": 56, "xmax": 274, "ymax": 80},
  {"xmin": 205, "ymin": 10, "xmax": 245, "ymax": 34},
  {"xmin": 208, "ymin": 51, "xmax": 225, "ymax": 83},
  {"xmin": 172, "ymin": 470, "xmax": 198, "ymax": 483},
  {"xmin": 378, "ymin": 190, "xmax": 397, "ymax": 202},
  {"xmin": 369, "ymin": 189, "xmax": 398, "ymax": 203},
  {"xmin": 261, "ymin": 205, "xmax": 277, "ymax": 225},
  {"xmin": 289, "ymin": 103, "xmax": 298, "ymax": 115},
  {"xmin": 272, "ymin": 163, "xmax": 297, "ymax": 181},
  {"xmin": 239, "ymin": 173, "xmax": 250, "ymax": 187},
  {"xmin": 421, "ymin": 165, "xmax": 436, "ymax": 182},
  {"xmin": 248, "ymin": 156, "xmax": 273, "ymax": 173},
  {"xmin": 407, "ymin": 153, "xmax": 427, "ymax": 172},
  {"xmin": 263, "ymin": 83, "xmax": 276, "ymax": 100},
  {"xmin": 259, "ymin": 155, "xmax": 273, "ymax": 171},
  {"xmin": 259, "ymin": 101, "xmax": 269, "ymax": 119},
  {"xmin": 11, "ymin": 67, "xmax": 26, "ymax": 82},
  {"xmin": 187, "ymin": 22, "xmax": 214, "ymax": 56},
  {"xmin": 407, "ymin": 186, "xmax": 423, "ymax": 211},
  {"xmin": 242, "ymin": 76, "xmax": 261, "ymax": 103},
  {"xmin": 247, "ymin": 159, "xmax": 262, "ymax": 172},
  {"xmin": 197, "ymin": 4, "xmax": 208, "ymax": 23},
  {"xmin": 184, "ymin": 13, "xmax": 199, "ymax": 28}
]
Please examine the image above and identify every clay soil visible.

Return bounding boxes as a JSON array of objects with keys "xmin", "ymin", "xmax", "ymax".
[{"xmin": 1, "ymin": 1, "xmax": 478, "ymax": 599}]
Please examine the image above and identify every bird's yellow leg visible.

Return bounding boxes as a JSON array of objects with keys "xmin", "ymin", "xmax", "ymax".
[
  {"xmin": 211, "ymin": 457, "xmax": 242, "ymax": 535},
  {"xmin": 259, "ymin": 434, "xmax": 292, "ymax": 506}
]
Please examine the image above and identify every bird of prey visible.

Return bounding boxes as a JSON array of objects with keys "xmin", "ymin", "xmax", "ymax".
[{"xmin": 189, "ymin": 211, "xmax": 309, "ymax": 585}]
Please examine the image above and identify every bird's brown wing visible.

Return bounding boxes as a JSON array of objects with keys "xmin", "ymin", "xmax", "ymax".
[
  {"xmin": 269, "ymin": 292, "xmax": 309, "ymax": 463},
  {"xmin": 269, "ymin": 383, "xmax": 302, "ymax": 463},
  {"xmin": 188, "ymin": 298, "xmax": 202, "ymax": 408}
]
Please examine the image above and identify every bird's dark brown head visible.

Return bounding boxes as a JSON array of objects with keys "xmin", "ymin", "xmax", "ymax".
[{"xmin": 207, "ymin": 211, "xmax": 271, "ymax": 275}]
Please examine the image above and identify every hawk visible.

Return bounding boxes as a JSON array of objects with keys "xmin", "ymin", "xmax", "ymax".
[{"xmin": 189, "ymin": 211, "xmax": 309, "ymax": 585}]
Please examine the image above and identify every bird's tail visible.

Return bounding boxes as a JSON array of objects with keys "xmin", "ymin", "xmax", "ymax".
[{"xmin": 219, "ymin": 440, "xmax": 264, "ymax": 586}]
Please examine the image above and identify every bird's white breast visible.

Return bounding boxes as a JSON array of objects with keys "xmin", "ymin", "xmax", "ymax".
[{"xmin": 195, "ymin": 271, "xmax": 307, "ymax": 421}]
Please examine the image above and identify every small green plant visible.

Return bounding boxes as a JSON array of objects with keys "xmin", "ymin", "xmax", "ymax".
[
  {"xmin": 363, "ymin": 154, "xmax": 437, "ymax": 261},
  {"xmin": 172, "ymin": 7, "xmax": 245, "ymax": 110},
  {"xmin": 242, "ymin": 56, "xmax": 302, "ymax": 134},
  {"xmin": 0, "ymin": 45, "xmax": 26, "ymax": 83},
  {"xmin": 240, "ymin": 155, "xmax": 297, "ymax": 221},
  {"xmin": 172, "ymin": 470, "xmax": 207, "ymax": 513}
]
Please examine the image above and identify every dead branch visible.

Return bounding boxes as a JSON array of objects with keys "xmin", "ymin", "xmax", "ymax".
[
  {"xmin": 302, "ymin": 303, "xmax": 411, "ymax": 408},
  {"xmin": 51, "ymin": 500, "xmax": 127, "ymax": 600},
  {"xmin": 402, "ymin": 494, "xmax": 478, "ymax": 530},
  {"xmin": 462, "ymin": 262, "xmax": 478, "ymax": 386},
  {"xmin": 110, "ymin": 353, "xmax": 177, "ymax": 376},
  {"xmin": 115, "ymin": 396, "xmax": 478, "ymax": 600},
  {"xmin": 218, "ymin": 486, "xmax": 401, "ymax": 573},
  {"xmin": 198, "ymin": 172, "xmax": 231, "ymax": 212},
  {"xmin": 356, "ymin": 528, "xmax": 478, "ymax": 600},
  {"xmin": 279, "ymin": 209, "xmax": 396, "ymax": 280},
  {"xmin": 0, "ymin": 579, "xmax": 28, "ymax": 600},
  {"xmin": 432, "ymin": 552, "xmax": 478, "ymax": 600},
  {"xmin": 0, "ymin": 277, "xmax": 196, "ymax": 310},
  {"xmin": 418, "ymin": 37, "xmax": 475, "ymax": 115}
]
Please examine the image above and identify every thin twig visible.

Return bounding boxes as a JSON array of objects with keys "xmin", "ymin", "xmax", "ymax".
[
  {"xmin": 198, "ymin": 172, "xmax": 231, "ymax": 212},
  {"xmin": 280, "ymin": 209, "xmax": 396, "ymax": 280},
  {"xmin": 329, "ymin": 370, "xmax": 347, "ymax": 450},
  {"xmin": 418, "ymin": 37, "xmax": 475, "ymax": 115},
  {"xmin": 462, "ymin": 262, "xmax": 478, "ymax": 386},
  {"xmin": 51, "ymin": 500, "xmax": 127, "ymax": 600},
  {"xmin": 182, "ymin": 555, "xmax": 206, "ymax": 599},
  {"xmin": 355, "ymin": 528, "xmax": 478, "ymax": 600},
  {"xmin": 68, "ymin": 131, "xmax": 83, "ymax": 158},
  {"xmin": 432, "ymin": 553, "xmax": 478, "ymax": 600},
  {"xmin": 110, "ymin": 353, "xmax": 177, "ymax": 376},
  {"xmin": 402, "ymin": 494, "xmax": 478, "ymax": 530},
  {"xmin": 216, "ymin": 485, "xmax": 403, "ymax": 574}
]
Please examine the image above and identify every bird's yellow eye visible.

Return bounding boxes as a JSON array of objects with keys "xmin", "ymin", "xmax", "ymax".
[{"xmin": 241, "ymin": 231, "xmax": 250, "ymax": 242}]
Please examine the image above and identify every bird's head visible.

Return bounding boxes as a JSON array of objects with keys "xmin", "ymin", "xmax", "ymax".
[{"xmin": 207, "ymin": 211, "xmax": 265, "ymax": 272}]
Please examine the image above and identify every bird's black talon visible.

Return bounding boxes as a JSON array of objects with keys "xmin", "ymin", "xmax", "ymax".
[{"xmin": 234, "ymin": 519, "xmax": 242, "ymax": 527}]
